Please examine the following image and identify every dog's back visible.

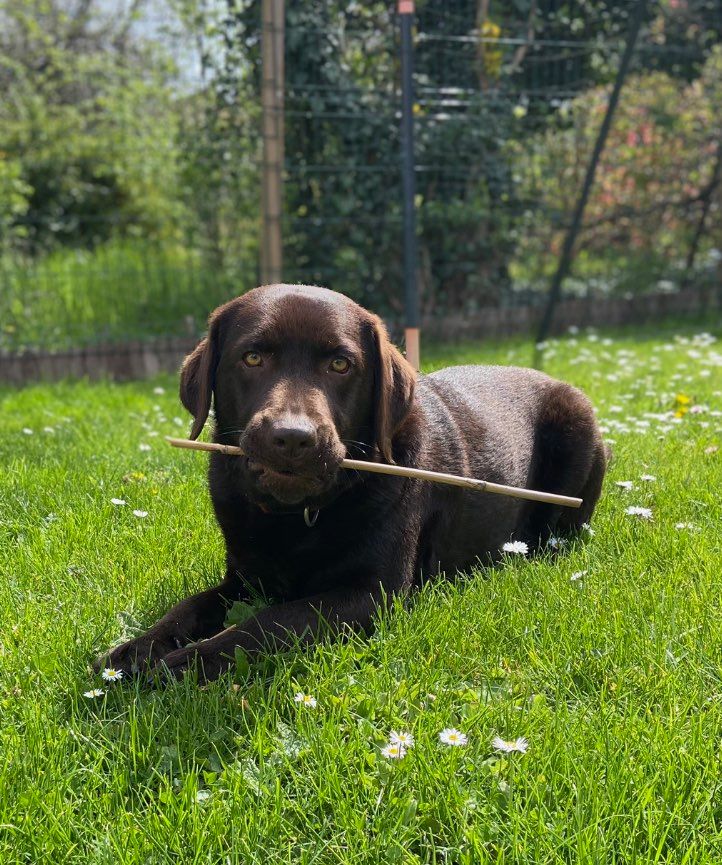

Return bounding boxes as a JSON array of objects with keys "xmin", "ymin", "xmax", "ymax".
[{"xmin": 413, "ymin": 365, "xmax": 607, "ymax": 571}]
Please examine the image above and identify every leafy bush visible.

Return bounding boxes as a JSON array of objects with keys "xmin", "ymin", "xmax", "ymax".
[
  {"xmin": 513, "ymin": 46, "xmax": 722, "ymax": 296},
  {"xmin": 0, "ymin": 1, "xmax": 191, "ymax": 253}
]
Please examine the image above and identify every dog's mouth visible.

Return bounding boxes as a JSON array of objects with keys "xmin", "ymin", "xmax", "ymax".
[
  {"xmin": 247, "ymin": 458, "xmax": 319, "ymax": 483},
  {"xmin": 245, "ymin": 457, "xmax": 327, "ymax": 504}
]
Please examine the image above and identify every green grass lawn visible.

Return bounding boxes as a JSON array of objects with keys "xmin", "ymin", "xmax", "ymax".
[{"xmin": 1, "ymin": 322, "xmax": 721, "ymax": 864}]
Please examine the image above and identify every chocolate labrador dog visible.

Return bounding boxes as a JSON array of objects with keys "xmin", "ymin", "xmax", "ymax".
[{"xmin": 98, "ymin": 284, "xmax": 607, "ymax": 681}]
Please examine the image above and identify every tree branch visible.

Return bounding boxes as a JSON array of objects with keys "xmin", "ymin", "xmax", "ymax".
[{"xmin": 508, "ymin": 0, "xmax": 538, "ymax": 75}]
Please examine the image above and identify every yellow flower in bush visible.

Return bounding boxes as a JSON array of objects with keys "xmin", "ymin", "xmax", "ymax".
[{"xmin": 479, "ymin": 19, "xmax": 503, "ymax": 80}]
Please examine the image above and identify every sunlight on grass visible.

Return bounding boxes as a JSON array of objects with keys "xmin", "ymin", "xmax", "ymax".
[{"xmin": 1, "ymin": 322, "xmax": 721, "ymax": 863}]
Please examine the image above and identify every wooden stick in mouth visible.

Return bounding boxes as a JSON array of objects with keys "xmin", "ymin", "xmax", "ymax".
[{"xmin": 165, "ymin": 437, "xmax": 583, "ymax": 509}]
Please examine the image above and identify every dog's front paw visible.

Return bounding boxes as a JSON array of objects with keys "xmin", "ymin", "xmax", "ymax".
[
  {"xmin": 158, "ymin": 641, "xmax": 234, "ymax": 684},
  {"xmin": 93, "ymin": 631, "xmax": 182, "ymax": 678}
]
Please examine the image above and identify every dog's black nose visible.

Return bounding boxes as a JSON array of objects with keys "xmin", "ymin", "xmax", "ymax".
[{"xmin": 269, "ymin": 417, "xmax": 318, "ymax": 459}]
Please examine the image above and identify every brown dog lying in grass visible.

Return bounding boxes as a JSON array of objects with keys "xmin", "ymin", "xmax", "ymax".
[{"xmin": 97, "ymin": 284, "xmax": 607, "ymax": 682}]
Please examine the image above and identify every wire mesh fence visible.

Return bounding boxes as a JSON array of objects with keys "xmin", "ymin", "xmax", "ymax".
[
  {"xmin": 281, "ymin": 0, "xmax": 722, "ymax": 320},
  {"xmin": 1, "ymin": 0, "xmax": 720, "ymax": 354}
]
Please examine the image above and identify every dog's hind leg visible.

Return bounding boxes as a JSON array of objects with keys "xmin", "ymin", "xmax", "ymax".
[
  {"xmin": 517, "ymin": 384, "xmax": 607, "ymax": 551},
  {"xmin": 555, "ymin": 440, "xmax": 608, "ymax": 535}
]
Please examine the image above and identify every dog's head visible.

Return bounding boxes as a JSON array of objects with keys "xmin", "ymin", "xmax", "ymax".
[{"xmin": 179, "ymin": 285, "xmax": 416, "ymax": 510}]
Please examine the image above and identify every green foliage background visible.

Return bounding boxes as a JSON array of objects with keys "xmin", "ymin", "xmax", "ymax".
[{"xmin": 0, "ymin": 0, "xmax": 721, "ymax": 349}]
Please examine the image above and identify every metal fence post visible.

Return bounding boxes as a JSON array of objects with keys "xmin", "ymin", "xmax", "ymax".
[
  {"xmin": 261, "ymin": 0, "xmax": 284, "ymax": 286},
  {"xmin": 399, "ymin": 0, "xmax": 420, "ymax": 370}
]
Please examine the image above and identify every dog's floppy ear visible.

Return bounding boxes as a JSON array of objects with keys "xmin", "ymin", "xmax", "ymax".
[
  {"xmin": 179, "ymin": 314, "xmax": 222, "ymax": 440},
  {"xmin": 371, "ymin": 316, "xmax": 416, "ymax": 464}
]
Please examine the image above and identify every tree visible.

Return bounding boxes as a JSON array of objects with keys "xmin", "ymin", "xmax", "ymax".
[{"xmin": 0, "ymin": 0, "xmax": 187, "ymax": 252}]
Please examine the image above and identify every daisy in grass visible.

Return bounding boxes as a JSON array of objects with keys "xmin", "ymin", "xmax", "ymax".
[
  {"xmin": 132, "ymin": 510, "xmax": 149, "ymax": 518},
  {"xmin": 640, "ymin": 474, "xmax": 656, "ymax": 482},
  {"xmin": 110, "ymin": 498, "xmax": 126, "ymax": 506},
  {"xmin": 293, "ymin": 692, "xmax": 317, "ymax": 708},
  {"xmin": 102, "ymin": 667, "xmax": 123, "ymax": 682},
  {"xmin": 439, "ymin": 728, "xmax": 468, "ymax": 747},
  {"xmin": 624, "ymin": 506, "xmax": 653, "ymax": 519},
  {"xmin": 615, "ymin": 481, "xmax": 634, "ymax": 490},
  {"xmin": 83, "ymin": 688, "xmax": 105, "ymax": 698},
  {"xmin": 381, "ymin": 743, "xmax": 407, "ymax": 759},
  {"xmin": 581, "ymin": 522, "xmax": 595, "ymax": 536},
  {"xmin": 492, "ymin": 736, "xmax": 529, "ymax": 754},
  {"xmin": 571, "ymin": 570, "xmax": 587, "ymax": 582},
  {"xmin": 502, "ymin": 540, "xmax": 528, "ymax": 555},
  {"xmin": 389, "ymin": 731, "xmax": 414, "ymax": 749},
  {"xmin": 139, "ymin": 443, "xmax": 151, "ymax": 452},
  {"xmin": 547, "ymin": 536, "xmax": 566, "ymax": 550}
]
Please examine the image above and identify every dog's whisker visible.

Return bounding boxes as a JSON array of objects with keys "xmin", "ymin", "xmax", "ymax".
[
  {"xmin": 342, "ymin": 441, "xmax": 372, "ymax": 459},
  {"xmin": 342, "ymin": 438, "xmax": 372, "ymax": 452},
  {"xmin": 215, "ymin": 426, "xmax": 246, "ymax": 438}
]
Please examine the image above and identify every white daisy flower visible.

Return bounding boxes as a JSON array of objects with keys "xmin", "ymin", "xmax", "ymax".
[
  {"xmin": 492, "ymin": 736, "xmax": 529, "ymax": 754},
  {"xmin": 389, "ymin": 731, "xmax": 414, "ymax": 748},
  {"xmin": 571, "ymin": 570, "xmax": 587, "ymax": 581},
  {"xmin": 674, "ymin": 522, "xmax": 698, "ymax": 531},
  {"xmin": 22, "ymin": 428, "xmax": 33, "ymax": 435},
  {"xmin": 381, "ymin": 743, "xmax": 407, "ymax": 759},
  {"xmin": 640, "ymin": 474, "xmax": 656, "ymax": 482},
  {"xmin": 502, "ymin": 540, "xmax": 528, "ymax": 555},
  {"xmin": 110, "ymin": 498, "xmax": 126, "ymax": 506},
  {"xmin": 439, "ymin": 728, "xmax": 468, "ymax": 747},
  {"xmin": 101, "ymin": 668, "xmax": 123, "ymax": 682},
  {"xmin": 132, "ymin": 510, "xmax": 149, "ymax": 518},
  {"xmin": 581, "ymin": 522, "xmax": 595, "ymax": 536},
  {"xmin": 293, "ymin": 692, "xmax": 317, "ymax": 708},
  {"xmin": 139, "ymin": 443, "xmax": 151, "ymax": 452},
  {"xmin": 196, "ymin": 789, "xmax": 211, "ymax": 802},
  {"xmin": 83, "ymin": 689, "xmax": 105, "ymax": 698},
  {"xmin": 624, "ymin": 506, "xmax": 653, "ymax": 519},
  {"xmin": 153, "ymin": 386, "xmax": 166, "ymax": 395},
  {"xmin": 615, "ymin": 481, "xmax": 634, "ymax": 490},
  {"xmin": 43, "ymin": 426, "xmax": 55, "ymax": 434}
]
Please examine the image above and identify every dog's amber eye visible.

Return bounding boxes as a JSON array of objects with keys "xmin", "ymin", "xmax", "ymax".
[
  {"xmin": 329, "ymin": 357, "xmax": 350, "ymax": 374},
  {"xmin": 242, "ymin": 351, "xmax": 263, "ymax": 368}
]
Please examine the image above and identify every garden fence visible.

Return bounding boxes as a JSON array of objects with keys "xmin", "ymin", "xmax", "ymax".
[{"xmin": 0, "ymin": 0, "xmax": 720, "ymax": 359}]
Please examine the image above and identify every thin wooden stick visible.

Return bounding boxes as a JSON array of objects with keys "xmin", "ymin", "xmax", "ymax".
[{"xmin": 165, "ymin": 437, "xmax": 583, "ymax": 509}]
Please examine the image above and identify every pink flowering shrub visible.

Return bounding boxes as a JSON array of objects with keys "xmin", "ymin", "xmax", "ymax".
[{"xmin": 514, "ymin": 46, "xmax": 721, "ymax": 288}]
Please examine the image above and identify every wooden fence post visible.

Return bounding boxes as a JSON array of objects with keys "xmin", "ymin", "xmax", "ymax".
[{"xmin": 261, "ymin": 0, "xmax": 285, "ymax": 286}]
